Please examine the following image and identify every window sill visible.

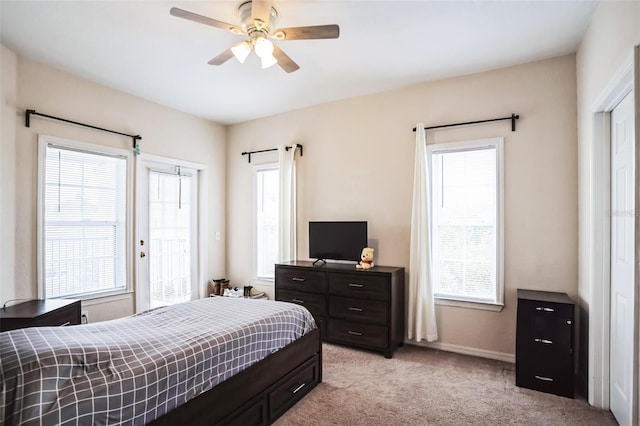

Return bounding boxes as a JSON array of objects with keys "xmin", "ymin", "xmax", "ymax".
[
  {"xmin": 67, "ymin": 291, "xmax": 133, "ymax": 305},
  {"xmin": 435, "ymin": 297, "xmax": 504, "ymax": 312},
  {"xmin": 253, "ymin": 278, "xmax": 275, "ymax": 287}
]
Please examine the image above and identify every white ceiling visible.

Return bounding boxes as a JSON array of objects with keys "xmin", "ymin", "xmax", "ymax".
[{"xmin": 0, "ymin": 0, "xmax": 598, "ymax": 125}]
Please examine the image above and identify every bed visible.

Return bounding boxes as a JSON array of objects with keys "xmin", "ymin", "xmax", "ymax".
[{"xmin": 0, "ymin": 297, "xmax": 322, "ymax": 425}]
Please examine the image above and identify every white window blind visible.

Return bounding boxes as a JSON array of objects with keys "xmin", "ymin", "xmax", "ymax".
[
  {"xmin": 255, "ymin": 166, "xmax": 279, "ymax": 279},
  {"xmin": 42, "ymin": 143, "xmax": 127, "ymax": 298},
  {"xmin": 430, "ymin": 139, "xmax": 503, "ymax": 304}
]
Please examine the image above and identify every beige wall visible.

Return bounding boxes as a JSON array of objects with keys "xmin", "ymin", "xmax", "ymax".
[
  {"xmin": 576, "ymin": 0, "xmax": 640, "ymax": 405},
  {"xmin": 0, "ymin": 46, "xmax": 227, "ymax": 322},
  {"xmin": 227, "ymin": 55, "xmax": 578, "ymax": 357},
  {"xmin": 1, "ymin": 45, "xmax": 18, "ymax": 300}
]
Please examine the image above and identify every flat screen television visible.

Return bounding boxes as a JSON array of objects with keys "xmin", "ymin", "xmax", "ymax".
[{"xmin": 309, "ymin": 221, "xmax": 368, "ymax": 262}]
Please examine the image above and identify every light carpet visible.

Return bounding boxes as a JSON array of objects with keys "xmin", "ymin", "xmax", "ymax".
[{"xmin": 275, "ymin": 343, "xmax": 617, "ymax": 426}]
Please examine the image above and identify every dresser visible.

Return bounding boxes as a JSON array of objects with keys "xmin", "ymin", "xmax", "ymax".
[
  {"xmin": 515, "ymin": 289, "xmax": 575, "ymax": 398},
  {"xmin": 0, "ymin": 299, "xmax": 81, "ymax": 332},
  {"xmin": 275, "ymin": 261, "xmax": 405, "ymax": 358}
]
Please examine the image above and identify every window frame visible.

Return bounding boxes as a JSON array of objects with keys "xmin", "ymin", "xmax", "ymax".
[
  {"xmin": 37, "ymin": 135, "xmax": 134, "ymax": 300},
  {"xmin": 253, "ymin": 162, "xmax": 279, "ymax": 281},
  {"xmin": 426, "ymin": 137, "xmax": 504, "ymax": 311}
]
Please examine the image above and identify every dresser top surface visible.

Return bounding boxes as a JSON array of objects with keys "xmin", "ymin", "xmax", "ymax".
[
  {"xmin": 277, "ymin": 260, "xmax": 404, "ymax": 274},
  {"xmin": 0, "ymin": 299, "xmax": 79, "ymax": 318},
  {"xmin": 517, "ymin": 289, "xmax": 574, "ymax": 305}
]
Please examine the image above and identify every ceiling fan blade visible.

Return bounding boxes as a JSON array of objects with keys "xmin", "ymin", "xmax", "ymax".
[
  {"xmin": 272, "ymin": 25, "xmax": 339, "ymax": 40},
  {"xmin": 272, "ymin": 44, "xmax": 300, "ymax": 73},
  {"xmin": 208, "ymin": 49, "xmax": 235, "ymax": 66},
  {"xmin": 251, "ymin": 1, "xmax": 272, "ymax": 28},
  {"xmin": 170, "ymin": 7, "xmax": 240, "ymax": 33}
]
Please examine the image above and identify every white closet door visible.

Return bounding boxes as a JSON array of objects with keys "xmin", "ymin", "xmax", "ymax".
[{"xmin": 609, "ymin": 91, "xmax": 636, "ymax": 426}]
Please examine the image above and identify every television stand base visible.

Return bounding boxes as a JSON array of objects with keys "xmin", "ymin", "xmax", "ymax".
[{"xmin": 312, "ymin": 259, "xmax": 326, "ymax": 266}]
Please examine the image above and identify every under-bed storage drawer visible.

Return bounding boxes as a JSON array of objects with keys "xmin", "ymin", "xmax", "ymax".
[
  {"xmin": 269, "ymin": 354, "xmax": 321, "ymax": 421},
  {"xmin": 221, "ymin": 394, "xmax": 268, "ymax": 426}
]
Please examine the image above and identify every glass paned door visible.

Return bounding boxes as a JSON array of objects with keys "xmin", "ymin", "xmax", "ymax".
[
  {"xmin": 138, "ymin": 160, "xmax": 198, "ymax": 312},
  {"xmin": 148, "ymin": 170, "xmax": 195, "ymax": 308}
]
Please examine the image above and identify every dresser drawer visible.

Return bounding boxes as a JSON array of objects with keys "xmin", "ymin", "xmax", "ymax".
[
  {"xmin": 327, "ymin": 319, "xmax": 388, "ymax": 349},
  {"xmin": 328, "ymin": 273, "xmax": 389, "ymax": 301},
  {"xmin": 329, "ymin": 296, "xmax": 388, "ymax": 325},
  {"xmin": 269, "ymin": 355, "xmax": 320, "ymax": 420},
  {"xmin": 277, "ymin": 289, "xmax": 326, "ymax": 319},
  {"xmin": 276, "ymin": 267, "xmax": 326, "ymax": 294}
]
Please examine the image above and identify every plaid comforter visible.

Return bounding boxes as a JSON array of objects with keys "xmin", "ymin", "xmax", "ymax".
[{"xmin": 0, "ymin": 297, "xmax": 316, "ymax": 425}]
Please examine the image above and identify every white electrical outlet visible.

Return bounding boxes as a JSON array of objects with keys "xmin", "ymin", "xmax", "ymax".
[{"xmin": 81, "ymin": 310, "xmax": 89, "ymax": 324}]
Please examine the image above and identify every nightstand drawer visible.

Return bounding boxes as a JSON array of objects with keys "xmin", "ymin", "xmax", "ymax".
[
  {"xmin": 516, "ymin": 315, "xmax": 573, "ymax": 353},
  {"xmin": 276, "ymin": 268, "xmax": 326, "ymax": 294},
  {"xmin": 327, "ymin": 319, "xmax": 388, "ymax": 349},
  {"xmin": 328, "ymin": 273, "xmax": 389, "ymax": 301},
  {"xmin": 33, "ymin": 305, "xmax": 81, "ymax": 327},
  {"xmin": 517, "ymin": 298, "xmax": 573, "ymax": 319},
  {"xmin": 516, "ymin": 350, "xmax": 573, "ymax": 398},
  {"xmin": 329, "ymin": 296, "xmax": 388, "ymax": 325}
]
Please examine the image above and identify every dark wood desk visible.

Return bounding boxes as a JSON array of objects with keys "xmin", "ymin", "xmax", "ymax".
[{"xmin": 0, "ymin": 299, "xmax": 81, "ymax": 332}]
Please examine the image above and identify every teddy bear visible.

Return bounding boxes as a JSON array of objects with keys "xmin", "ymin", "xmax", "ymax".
[{"xmin": 356, "ymin": 247, "xmax": 375, "ymax": 270}]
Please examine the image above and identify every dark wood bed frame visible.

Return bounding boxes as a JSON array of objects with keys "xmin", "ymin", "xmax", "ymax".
[{"xmin": 150, "ymin": 328, "xmax": 322, "ymax": 426}]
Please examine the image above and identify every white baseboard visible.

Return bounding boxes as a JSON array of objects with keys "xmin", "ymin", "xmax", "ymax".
[{"xmin": 406, "ymin": 340, "xmax": 515, "ymax": 364}]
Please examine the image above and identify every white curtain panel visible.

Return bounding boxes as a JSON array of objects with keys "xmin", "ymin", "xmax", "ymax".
[
  {"xmin": 408, "ymin": 124, "xmax": 438, "ymax": 342},
  {"xmin": 278, "ymin": 144, "xmax": 297, "ymax": 262}
]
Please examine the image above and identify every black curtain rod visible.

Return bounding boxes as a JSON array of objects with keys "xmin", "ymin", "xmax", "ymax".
[
  {"xmin": 412, "ymin": 114, "xmax": 520, "ymax": 132},
  {"xmin": 25, "ymin": 109, "xmax": 142, "ymax": 149},
  {"xmin": 241, "ymin": 143, "xmax": 303, "ymax": 163}
]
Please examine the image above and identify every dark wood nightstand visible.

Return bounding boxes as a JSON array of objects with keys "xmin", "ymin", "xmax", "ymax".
[
  {"xmin": 0, "ymin": 299, "xmax": 81, "ymax": 332},
  {"xmin": 516, "ymin": 289, "xmax": 575, "ymax": 398}
]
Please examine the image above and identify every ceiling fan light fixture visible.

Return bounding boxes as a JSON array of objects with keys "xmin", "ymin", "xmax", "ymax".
[
  {"xmin": 254, "ymin": 36, "xmax": 274, "ymax": 58},
  {"xmin": 231, "ymin": 41, "xmax": 253, "ymax": 64},
  {"xmin": 254, "ymin": 36, "xmax": 278, "ymax": 68},
  {"xmin": 260, "ymin": 53, "xmax": 278, "ymax": 69}
]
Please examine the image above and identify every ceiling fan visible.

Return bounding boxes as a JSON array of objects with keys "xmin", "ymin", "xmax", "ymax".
[{"xmin": 170, "ymin": 1, "xmax": 340, "ymax": 73}]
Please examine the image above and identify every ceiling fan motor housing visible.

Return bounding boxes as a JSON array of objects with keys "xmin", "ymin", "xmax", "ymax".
[{"xmin": 238, "ymin": 1, "xmax": 278, "ymax": 36}]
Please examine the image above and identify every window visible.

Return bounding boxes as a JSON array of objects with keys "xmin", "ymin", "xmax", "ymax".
[
  {"xmin": 38, "ymin": 136, "xmax": 131, "ymax": 299},
  {"xmin": 428, "ymin": 137, "xmax": 504, "ymax": 307},
  {"xmin": 255, "ymin": 165, "xmax": 279, "ymax": 279}
]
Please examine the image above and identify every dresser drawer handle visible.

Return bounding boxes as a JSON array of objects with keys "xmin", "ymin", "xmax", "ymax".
[
  {"xmin": 534, "ymin": 375, "xmax": 554, "ymax": 382},
  {"xmin": 291, "ymin": 299, "xmax": 305, "ymax": 304},
  {"xmin": 348, "ymin": 307, "xmax": 363, "ymax": 312},
  {"xmin": 534, "ymin": 338, "xmax": 553, "ymax": 345},
  {"xmin": 348, "ymin": 283, "xmax": 364, "ymax": 288},
  {"xmin": 60, "ymin": 322, "xmax": 71, "ymax": 327},
  {"xmin": 535, "ymin": 307, "xmax": 555, "ymax": 312},
  {"xmin": 291, "ymin": 383, "xmax": 306, "ymax": 394},
  {"xmin": 348, "ymin": 330, "xmax": 363, "ymax": 336},
  {"xmin": 292, "ymin": 277, "xmax": 306, "ymax": 282}
]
